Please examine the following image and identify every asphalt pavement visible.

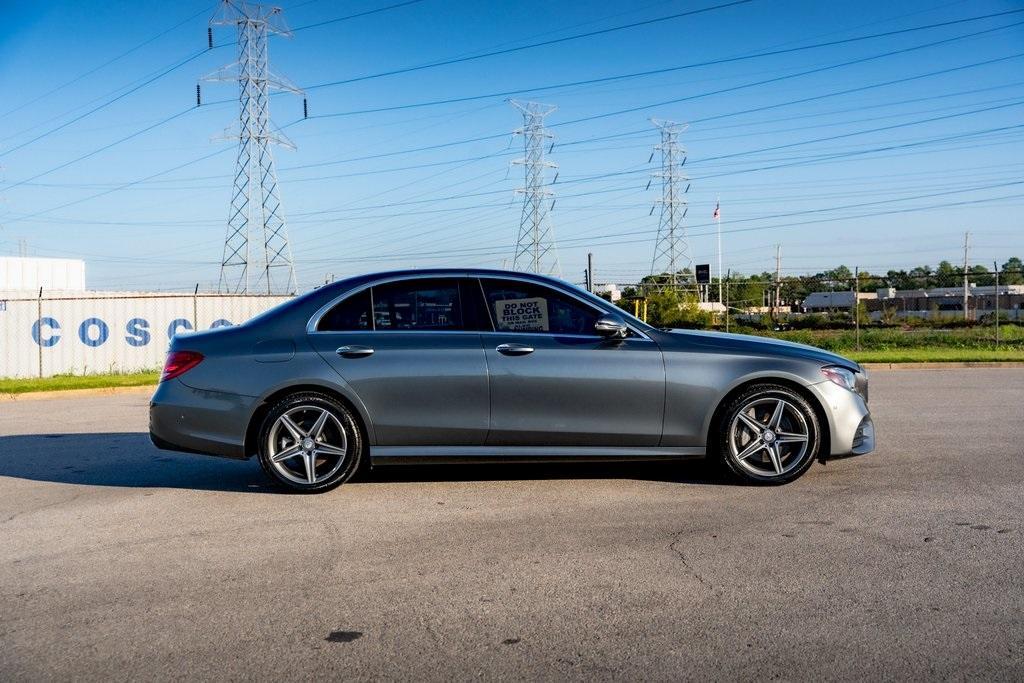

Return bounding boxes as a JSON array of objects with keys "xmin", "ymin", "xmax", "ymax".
[{"xmin": 1, "ymin": 369, "xmax": 1022, "ymax": 680}]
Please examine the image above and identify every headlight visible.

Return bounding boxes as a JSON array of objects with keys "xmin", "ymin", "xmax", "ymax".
[{"xmin": 821, "ymin": 366, "xmax": 857, "ymax": 392}]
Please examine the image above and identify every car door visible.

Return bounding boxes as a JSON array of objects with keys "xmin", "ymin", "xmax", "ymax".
[
  {"xmin": 477, "ymin": 277, "xmax": 665, "ymax": 447},
  {"xmin": 307, "ymin": 277, "xmax": 489, "ymax": 446}
]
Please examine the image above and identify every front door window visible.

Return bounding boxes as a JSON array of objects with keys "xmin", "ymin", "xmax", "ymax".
[{"xmin": 480, "ymin": 279, "xmax": 599, "ymax": 336}]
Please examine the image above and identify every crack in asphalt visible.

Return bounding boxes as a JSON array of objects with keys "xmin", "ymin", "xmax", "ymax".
[
  {"xmin": 668, "ymin": 530, "xmax": 712, "ymax": 589},
  {"xmin": 2, "ymin": 492, "xmax": 82, "ymax": 524}
]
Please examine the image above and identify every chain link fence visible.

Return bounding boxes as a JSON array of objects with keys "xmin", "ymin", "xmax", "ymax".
[
  {"xmin": 0, "ymin": 291, "xmax": 292, "ymax": 379},
  {"xmin": 606, "ymin": 269, "xmax": 1024, "ymax": 323},
  {"xmin": 601, "ymin": 269, "xmax": 1024, "ymax": 354}
]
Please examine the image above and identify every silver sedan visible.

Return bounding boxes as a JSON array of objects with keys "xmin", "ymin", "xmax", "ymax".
[{"xmin": 150, "ymin": 269, "xmax": 874, "ymax": 492}]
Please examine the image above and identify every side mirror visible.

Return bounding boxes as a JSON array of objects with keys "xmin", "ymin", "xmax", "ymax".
[{"xmin": 594, "ymin": 314, "xmax": 628, "ymax": 338}]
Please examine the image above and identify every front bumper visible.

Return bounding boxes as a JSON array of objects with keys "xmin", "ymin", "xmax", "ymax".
[
  {"xmin": 149, "ymin": 379, "xmax": 253, "ymax": 459},
  {"xmin": 808, "ymin": 379, "xmax": 875, "ymax": 459}
]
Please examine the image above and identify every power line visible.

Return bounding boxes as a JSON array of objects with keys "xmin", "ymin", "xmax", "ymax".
[
  {"xmin": 306, "ymin": 10, "xmax": 1024, "ymax": 117},
  {"xmin": 556, "ymin": 45, "xmax": 1024, "ymax": 129},
  {"xmin": 0, "ymin": 1, "xmax": 424, "ymax": 159},
  {"xmin": 0, "ymin": 5, "xmax": 210, "ymax": 120},
  {"xmin": 298, "ymin": 189, "xmax": 1024, "ymax": 264},
  {"xmin": 5, "ymin": 42, "xmax": 1016, "ymax": 205},
  {"xmin": 302, "ymin": 0, "xmax": 758, "ymax": 90},
  {"xmin": 290, "ymin": 0, "xmax": 429, "ymax": 32},
  {"xmin": 6, "ymin": 34, "xmax": 1020, "ymax": 230},
  {"xmin": 0, "ymin": 107, "xmax": 201, "ymax": 196},
  {"xmin": 21, "ymin": 80, "xmax": 1022, "ymax": 192},
  {"xmin": 0, "ymin": 48, "xmax": 210, "ymax": 159},
  {"xmin": 698, "ymin": 99, "xmax": 1024, "ymax": 163}
]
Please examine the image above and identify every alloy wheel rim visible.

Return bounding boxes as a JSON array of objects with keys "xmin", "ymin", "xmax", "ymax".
[
  {"xmin": 728, "ymin": 397, "xmax": 810, "ymax": 478},
  {"xmin": 267, "ymin": 405, "xmax": 348, "ymax": 485}
]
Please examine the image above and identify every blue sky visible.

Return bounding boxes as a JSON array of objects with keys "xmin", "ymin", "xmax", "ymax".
[{"xmin": 0, "ymin": 0, "xmax": 1022, "ymax": 291}]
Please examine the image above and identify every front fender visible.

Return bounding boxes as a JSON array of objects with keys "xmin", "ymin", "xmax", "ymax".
[{"xmin": 661, "ymin": 350, "xmax": 824, "ymax": 448}]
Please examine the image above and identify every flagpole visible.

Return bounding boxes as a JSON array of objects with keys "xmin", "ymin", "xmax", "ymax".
[{"xmin": 716, "ymin": 196, "xmax": 723, "ymax": 313}]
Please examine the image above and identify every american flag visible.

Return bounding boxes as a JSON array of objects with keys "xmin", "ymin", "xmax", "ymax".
[{"xmin": 712, "ymin": 201, "xmax": 720, "ymax": 220}]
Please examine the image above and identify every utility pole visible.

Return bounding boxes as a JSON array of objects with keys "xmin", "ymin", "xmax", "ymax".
[
  {"xmin": 511, "ymin": 100, "xmax": 560, "ymax": 276},
  {"xmin": 962, "ymin": 231, "xmax": 970, "ymax": 321},
  {"xmin": 715, "ymin": 197, "xmax": 722, "ymax": 309},
  {"xmin": 586, "ymin": 252, "xmax": 594, "ymax": 293},
  {"xmin": 772, "ymin": 244, "xmax": 782, "ymax": 322},
  {"xmin": 204, "ymin": 0, "xmax": 302, "ymax": 295},
  {"xmin": 649, "ymin": 119, "xmax": 691, "ymax": 290}
]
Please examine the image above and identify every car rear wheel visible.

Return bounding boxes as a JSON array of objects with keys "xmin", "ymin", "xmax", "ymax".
[
  {"xmin": 257, "ymin": 392, "xmax": 363, "ymax": 493},
  {"xmin": 717, "ymin": 384, "xmax": 820, "ymax": 485}
]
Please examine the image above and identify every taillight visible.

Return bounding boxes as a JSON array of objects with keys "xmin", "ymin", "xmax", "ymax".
[{"xmin": 161, "ymin": 350, "xmax": 203, "ymax": 382}]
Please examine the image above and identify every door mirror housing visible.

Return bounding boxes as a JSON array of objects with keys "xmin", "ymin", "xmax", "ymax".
[{"xmin": 594, "ymin": 314, "xmax": 629, "ymax": 338}]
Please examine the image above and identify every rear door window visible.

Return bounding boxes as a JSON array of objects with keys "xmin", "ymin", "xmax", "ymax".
[{"xmin": 371, "ymin": 278, "xmax": 464, "ymax": 331}]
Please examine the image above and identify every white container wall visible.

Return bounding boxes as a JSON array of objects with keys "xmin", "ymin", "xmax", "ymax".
[
  {"xmin": 0, "ymin": 257, "xmax": 86, "ymax": 291},
  {"xmin": 0, "ymin": 292, "xmax": 292, "ymax": 379}
]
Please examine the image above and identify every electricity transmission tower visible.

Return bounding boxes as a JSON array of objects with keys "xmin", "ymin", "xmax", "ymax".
[
  {"xmin": 204, "ymin": 1, "xmax": 302, "ymax": 294},
  {"xmin": 649, "ymin": 119, "xmax": 691, "ymax": 289},
  {"xmin": 511, "ymin": 100, "xmax": 560, "ymax": 276}
]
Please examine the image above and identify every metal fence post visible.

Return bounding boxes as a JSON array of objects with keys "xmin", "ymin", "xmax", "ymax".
[
  {"xmin": 854, "ymin": 267, "xmax": 861, "ymax": 351},
  {"xmin": 994, "ymin": 262, "xmax": 1000, "ymax": 348},
  {"xmin": 37, "ymin": 287, "xmax": 43, "ymax": 378},
  {"xmin": 724, "ymin": 275, "xmax": 730, "ymax": 333},
  {"xmin": 192, "ymin": 284, "xmax": 199, "ymax": 330}
]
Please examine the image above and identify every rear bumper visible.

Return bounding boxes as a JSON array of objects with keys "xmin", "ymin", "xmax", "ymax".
[
  {"xmin": 149, "ymin": 380, "xmax": 253, "ymax": 459},
  {"xmin": 808, "ymin": 380, "xmax": 875, "ymax": 459}
]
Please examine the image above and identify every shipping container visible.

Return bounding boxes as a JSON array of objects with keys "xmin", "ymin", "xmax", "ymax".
[{"xmin": 0, "ymin": 257, "xmax": 86, "ymax": 291}]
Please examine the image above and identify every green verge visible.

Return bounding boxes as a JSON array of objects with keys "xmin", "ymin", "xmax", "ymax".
[
  {"xmin": 844, "ymin": 348, "xmax": 1024, "ymax": 363},
  {"xmin": 0, "ymin": 371, "xmax": 160, "ymax": 395}
]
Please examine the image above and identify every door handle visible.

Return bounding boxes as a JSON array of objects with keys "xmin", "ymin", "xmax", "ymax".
[
  {"xmin": 336, "ymin": 345, "xmax": 374, "ymax": 358},
  {"xmin": 496, "ymin": 343, "xmax": 534, "ymax": 356}
]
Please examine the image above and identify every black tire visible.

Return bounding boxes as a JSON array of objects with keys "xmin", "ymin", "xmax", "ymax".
[
  {"xmin": 257, "ymin": 391, "xmax": 364, "ymax": 493},
  {"xmin": 715, "ymin": 383, "xmax": 820, "ymax": 485}
]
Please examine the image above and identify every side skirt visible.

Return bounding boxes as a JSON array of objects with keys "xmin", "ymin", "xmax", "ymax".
[{"xmin": 370, "ymin": 445, "xmax": 706, "ymax": 466}]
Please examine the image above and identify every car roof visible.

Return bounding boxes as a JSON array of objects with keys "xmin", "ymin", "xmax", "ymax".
[{"xmin": 319, "ymin": 268, "xmax": 577, "ymax": 294}]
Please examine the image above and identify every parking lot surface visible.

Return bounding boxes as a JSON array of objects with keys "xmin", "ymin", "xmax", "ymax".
[{"xmin": 1, "ymin": 369, "xmax": 1022, "ymax": 680}]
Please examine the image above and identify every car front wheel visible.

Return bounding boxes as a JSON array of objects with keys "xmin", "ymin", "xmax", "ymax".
[
  {"xmin": 717, "ymin": 384, "xmax": 821, "ymax": 485},
  {"xmin": 257, "ymin": 392, "xmax": 364, "ymax": 493}
]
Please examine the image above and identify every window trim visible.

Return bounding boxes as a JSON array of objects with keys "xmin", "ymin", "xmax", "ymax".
[
  {"xmin": 309, "ymin": 272, "xmax": 473, "ymax": 334},
  {"xmin": 307, "ymin": 272, "xmax": 651, "ymax": 341}
]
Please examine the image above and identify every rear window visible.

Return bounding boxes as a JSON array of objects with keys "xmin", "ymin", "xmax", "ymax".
[{"xmin": 317, "ymin": 290, "xmax": 371, "ymax": 331}]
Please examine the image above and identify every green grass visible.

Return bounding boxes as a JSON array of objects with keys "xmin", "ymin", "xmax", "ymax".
[
  {"xmin": 729, "ymin": 325, "xmax": 1024, "ymax": 363},
  {"xmin": 0, "ymin": 371, "xmax": 160, "ymax": 395},
  {"xmin": 845, "ymin": 348, "xmax": 1024, "ymax": 364}
]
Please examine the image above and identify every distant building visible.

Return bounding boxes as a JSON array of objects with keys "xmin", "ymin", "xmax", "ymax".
[
  {"xmin": 870, "ymin": 284, "xmax": 1024, "ymax": 319},
  {"xmin": 0, "ymin": 257, "xmax": 86, "ymax": 292},
  {"xmin": 802, "ymin": 290, "xmax": 876, "ymax": 312},
  {"xmin": 800, "ymin": 284, "xmax": 1024, "ymax": 320},
  {"xmin": 594, "ymin": 283, "xmax": 623, "ymax": 302}
]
